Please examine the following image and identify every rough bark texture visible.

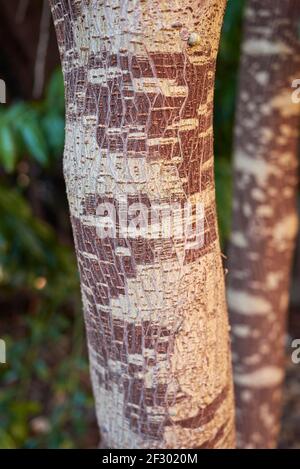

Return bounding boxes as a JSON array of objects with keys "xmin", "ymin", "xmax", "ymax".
[
  {"xmin": 50, "ymin": 0, "xmax": 235, "ymax": 449},
  {"xmin": 228, "ymin": 0, "xmax": 300, "ymax": 449}
]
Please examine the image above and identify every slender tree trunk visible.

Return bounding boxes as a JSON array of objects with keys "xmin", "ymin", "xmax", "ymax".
[
  {"xmin": 228, "ymin": 0, "xmax": 300, "ymax": 449},
  {"xmin": 0, "ymin": 1, "xmax": 59, "ymax": 100},
  {"xmin": 50, "ymin": 0, "xmax": 235, "ymax": 449}
]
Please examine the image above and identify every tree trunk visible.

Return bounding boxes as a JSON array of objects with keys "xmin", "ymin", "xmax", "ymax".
[
  {"xmin": 49, "ymin": 0, "xmax": 235, "ymax": 449},
  {"xmin": 0, "ymin": 0, "xmax": 59, "ymax": 100},
  {"xmin": 228, "ymin": 0, "xmax": 300, "ymax": 449}
]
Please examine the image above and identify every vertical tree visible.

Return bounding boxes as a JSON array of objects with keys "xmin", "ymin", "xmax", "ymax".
[
  {"xmin": 0, "ymin": 1, "xmax": 59, "ymax": 100},
  {"xmin": 49, "ymin": 0, "xmax": 235, "ymax": 448},
  {"xmin": 228, "ymin": 0, "xmax": 300, "ymax": 449}
]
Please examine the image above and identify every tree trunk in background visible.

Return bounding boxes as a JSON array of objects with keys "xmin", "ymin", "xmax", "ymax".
[
  {"xmin": 49, "ymin": 0, "xmax": 235, "ymax": 449},
  {"xmin": 0, "ymin": 0, "xmax": 59, "ymax": 100},
  {"xmin": 228, "ymin": 0, "xmax": 300, "ymax": 449}
]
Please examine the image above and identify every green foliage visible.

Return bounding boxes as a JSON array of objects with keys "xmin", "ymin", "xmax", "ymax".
[
  {"xmin": 0, "ymin": 185, "xmax": 77, "ymax": 293},
  {"xmin": 0, "ymin": 183, "xmax": 95, "ymax": 447},
  {"xmin": 214, "ymin": 0, "xmax": 246, "ymax": 245},
  {"xmin": 18, "ymin": 110, "xmax": 48, "ymax": 166},
  {"xmin": 0, "ymin": 68, "xmax": 96, "ymax": 448},
  {"xmin": 42, "ymin": 113, "xmax": 65, "ymax": 156},
  {"xmin": 45, "ymin": 68, "xmax": 65, "ymax": 115},
  {"xmin": 0, "ymin": 309, "xmax": 95, "ymax": 448},
  {"xmin": 215, "ymin": 159, "xmax": 233, "ymax": 242},
  {"xmin": 0, "ymin": 68, "xmax": 65, "ymax": 172},
  {"xmin": 0, "ymin": 125, "xmax": 17, "ymax": 172}
]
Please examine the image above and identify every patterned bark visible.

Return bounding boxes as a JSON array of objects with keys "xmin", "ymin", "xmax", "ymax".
[
  {"xmin": 49, "ymin": 0, "xmax": 235, "ymax": 449},
  {"xmin": 228, "ymin": 0, "xmax": 300, "ymax": 449}
]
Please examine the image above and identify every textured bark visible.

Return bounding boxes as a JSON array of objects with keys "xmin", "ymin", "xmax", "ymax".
[
  {"xmin": 228, "ymin": 0, "xmax": 300, "ymax": 449},
  {"xmin": 49, "ymin": 0, "xmax": 235, "ymax": 449}
]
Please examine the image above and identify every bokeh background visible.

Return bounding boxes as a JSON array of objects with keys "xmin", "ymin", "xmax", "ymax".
[{"xmin": 0, "ymin": 0, "xmax": 299, "ymax": 448}]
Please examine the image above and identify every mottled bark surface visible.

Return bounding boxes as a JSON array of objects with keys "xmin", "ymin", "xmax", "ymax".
[
  {"xmin": 50, "ymin": 0, "xmax": 235, "ymax": 449},
  {"xmin": 228, "ymin": 0, "xmax": 300, "ymax": 449}
]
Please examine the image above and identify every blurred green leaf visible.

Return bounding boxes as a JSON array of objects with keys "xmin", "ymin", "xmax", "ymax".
[
  {"xmin": 46, "ymin": 68, "xmax": 65, "ymax": 115},
  {"xmin": 4, "ymin": 102, "xmax": 30, "ymax": 123},
  {"xmin": 215, "ymin": 157, "xmax": 233, "ymax": 245},
  {"xmin": 0, "ymin": 125, "xmax": 17, "ymax": 172},
  {"xmin": 42, "ymin": 112, "xmax": 65, "ymax": 155},
  {"xmin": 18, "ymin": 116, "xmax": 49, "ymax": 166},
  {"xmin": 0, "ymin": 429, "xmax": 17, "ymax": 449},
  {"xmin": 214, "ymin": 0, "xmax": 245, "ymax": 243}
]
